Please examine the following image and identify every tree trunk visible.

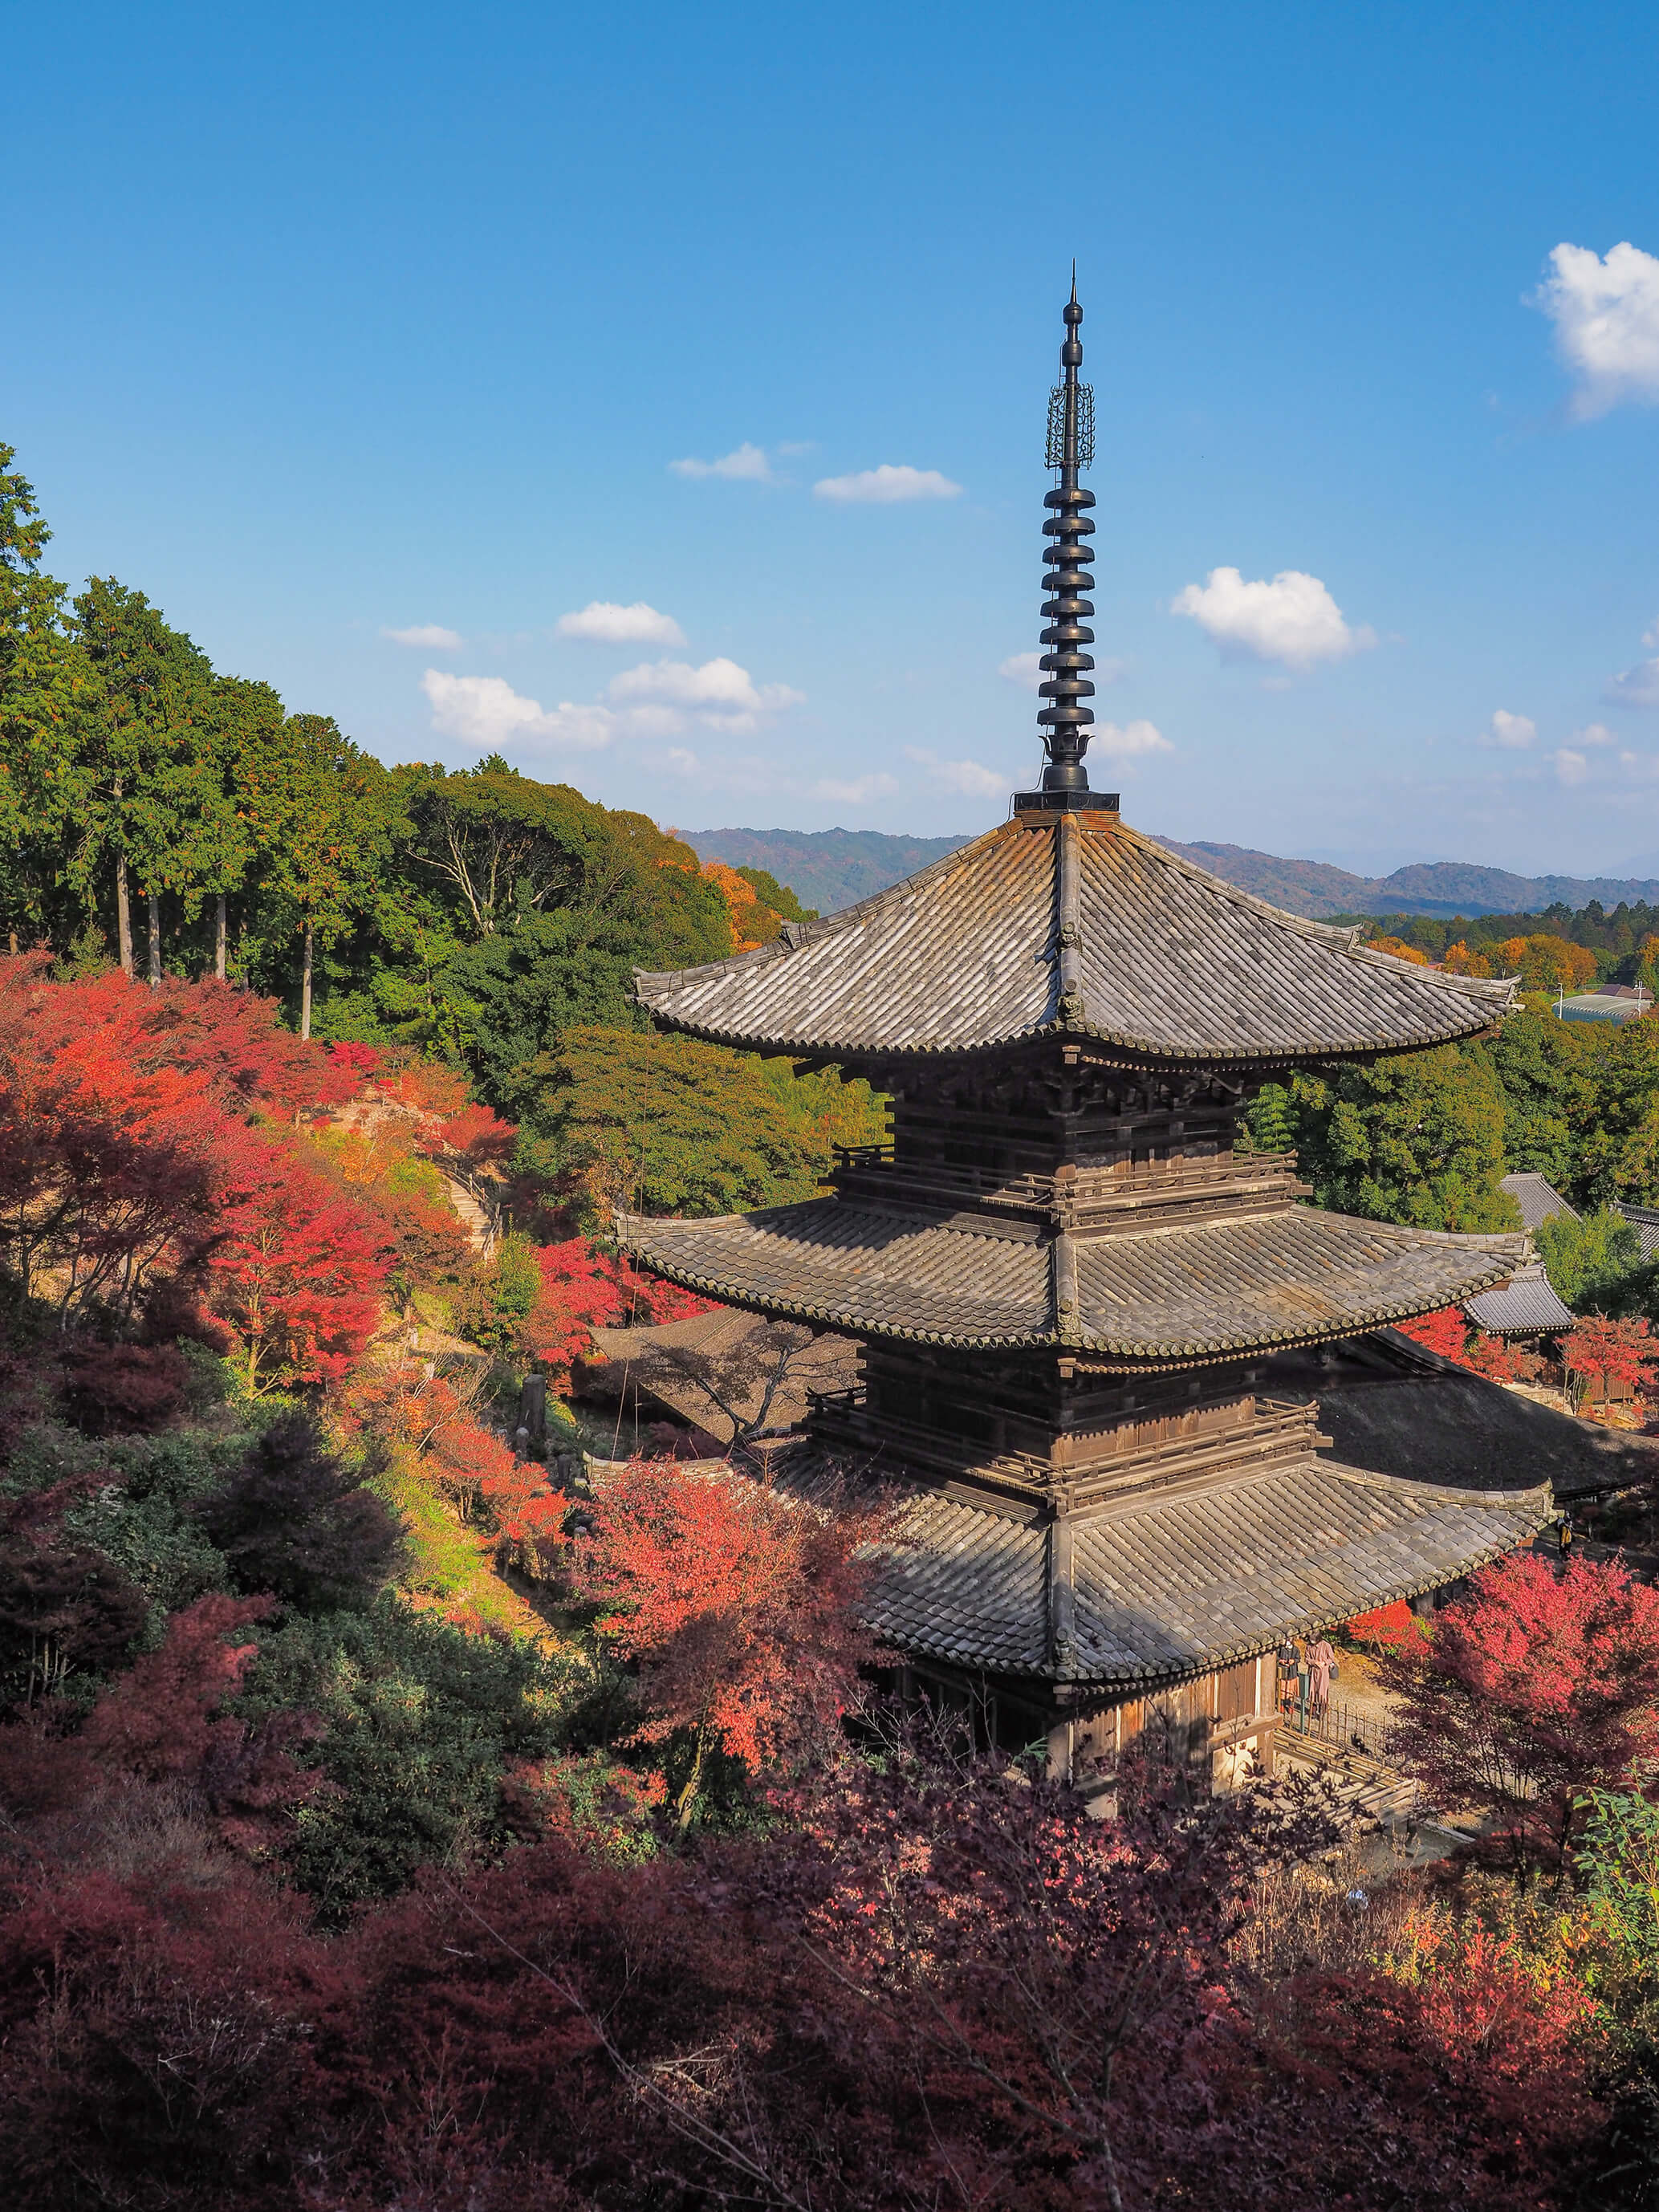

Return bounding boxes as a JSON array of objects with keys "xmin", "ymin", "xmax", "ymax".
[
  {"xmin": 300, "ymin": 918, "xmax": 314, "ymax": 1039},
  {"xmin": 116, "ymin": 852, "xmax": 132, "ymax": 975},
  {"xmin": 215, "ymin": 893, "xmax": 227, "ymax": 980},
  {"xmin": 146, "ymin": 893, "xmax": 161, "ymax": 987}
]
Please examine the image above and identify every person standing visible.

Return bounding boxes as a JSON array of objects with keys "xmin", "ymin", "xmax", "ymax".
[
  {"xmin": 1308, "ymin": 1635, "xmax": 1336, "ymax": 1726},
  {"xmin": 1276, "ymin": 1633, "xmax": 1300, "ymax": 1718}
]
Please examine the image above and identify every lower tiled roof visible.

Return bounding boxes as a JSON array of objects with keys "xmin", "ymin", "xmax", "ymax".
[
  {"xmin": 618, "ymin": 1197, "xmax": 1523, "ymax": 1360},
  {"xmin": 862, "ymin": 1455, "xmax": 1549, "ymax": 1688}
]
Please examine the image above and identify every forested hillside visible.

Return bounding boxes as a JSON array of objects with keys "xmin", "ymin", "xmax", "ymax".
[
  {"xmin": 678, "ymin": 825, "xmax": 970, "ymax": 913},
  {"xmin": 1153, "ymin": 836, "xmax": 1659, "ymax": 921}
]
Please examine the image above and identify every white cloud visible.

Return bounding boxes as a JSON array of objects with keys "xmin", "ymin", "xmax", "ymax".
[
  {"xmin": 606, "ymin": 656, "xmax": 804, "ymax": 734},
  {"xmin": 904, "ymin": 746, "xmax": 1007, "ymax": 799},
  {"xmin": 1170, "ymin": 567, "xmax": 1375, "ymax": 669},
  {"xmin": 665, "ymin": 747, "xmax": 701, "ymax": 775},
  {"xmin": 1608, "ymin": 658, "xmax": 1659, "ymax": 711},
  {"xmin": 555, "ymin": 600, "xmax": 685, "ymax": 645},
  {"xmin": 811, "ymin": 773, "xmax": 899, "ymax": 805},
  {"xmin": 813, "ymin": 464, "xmax": 963, "ymax": 504},
  {"xmin": 669, "ymin": 442, "xmax": 775, "ymax": 482},
  {"xmin": 1551, "ymin": 748, "xmax": 1591, "ymax": 786},
  {"xmin": 385, "ymin": 624, "xmax": 462, "ymax": 650},
  {"xmin": 1532, "ymin": 242, "xmax": 1659, "ymax": 419},
  {"xmin": 421, "ymin": 670, "xmax": 615, "ymax": 751},
  {"xmin": 1479, "ymin": 710, "xmax": 1537, "ymax": 750},
  {"xmin": 1620, "ymin": 750, "xmax": 1659, "ymax": 780},
  {"xmin": 1573, "ymin": 722, "xmax": 1617, "ymax": 746},
  {"xmin": 1092, "ymin": 718, "xmax": 1173, "ymax": 762}
]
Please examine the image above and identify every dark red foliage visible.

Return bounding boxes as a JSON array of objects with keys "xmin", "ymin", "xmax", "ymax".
[
  {"xmin": 0, "ymin": 1488, "xmax": 148, "ymax": 1704},
  {"xmin": 58, "ymin": 1336, "xmax": 189, "ymax": 1433},
  {"xmin": 80, "ymin": 1593, "xmax": 323, "ymax": 1852}
]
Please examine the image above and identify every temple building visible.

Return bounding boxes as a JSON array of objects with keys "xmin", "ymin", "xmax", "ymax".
[{"xmin": 619, "ymin": 284, "xmax": 1553, "ymax": 1791}]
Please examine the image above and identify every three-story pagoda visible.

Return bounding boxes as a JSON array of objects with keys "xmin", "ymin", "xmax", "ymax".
[{"xmin": 620, "ymin": 285, "xmax": 1551, "ymax": 1787}]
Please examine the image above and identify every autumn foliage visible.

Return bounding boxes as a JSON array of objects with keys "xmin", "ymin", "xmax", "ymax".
[
  {"xmin": 573, "ymin": 1457, "xmax": 879, "ymax": 1822},
  {"xmin": 1395, "ymin": 1304, "xmax": 1475, "ymax": 1364},
  {"xmin": 1381, "ymin": 1549, "xmax": 1659, "ymax": 1873},
  {"xmin": 1563, "ymin": 1311, "xmax": 1659, "ymax": 1401}
]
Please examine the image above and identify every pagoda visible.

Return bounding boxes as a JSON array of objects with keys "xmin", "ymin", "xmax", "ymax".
[{"xmin": 620, "ymin": 284, "xmax": 1551, "ymax": 1789}]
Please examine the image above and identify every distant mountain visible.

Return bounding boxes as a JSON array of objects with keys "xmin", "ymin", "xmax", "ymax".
[
  {"xmin": 1149, "ymin": 840, "xmax": 1659, "ymax": 921},
  {"xmin": 677, "ymin": 827, "xmax": 971, "ymax": 915},
  {"xmin": 679, "ymin": 823, "xmax": 1659, "ymax": 927}
]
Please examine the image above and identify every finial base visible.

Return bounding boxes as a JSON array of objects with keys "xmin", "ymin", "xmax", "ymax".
[{"xmin": 1012, "ymin": 789, "xmax": 1120, "ymax": 815}]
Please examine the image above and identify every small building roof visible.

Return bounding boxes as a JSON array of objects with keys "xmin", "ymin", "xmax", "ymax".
[
  {"xmin": 635, "ymin": 812, "xmax": 1514, "ymax": 1069},
  {"xmin": 1463, "ymin": 1261, "xmax": 1575, "ymax": 1336},
  {"xmin": 618, "ymin": 1198, "xmax": 1523, "ymax": 1363},
  {"xmin": 1500, "ymin": 1171, "xmax": 1580, "ymax": 1231},
  {"xmin": 1555, "ymin": 992, "xmax": 1648, "ymax": 1024},
  {"xmin": 1280, "ymin": 1329, "xmax": 1659, "ymax": 1501},
  {"xmin": 1617, "ymin": 1202, "xmax": 1659, "ymax": 1262},
  {"xmin": 577, "ymin": 1310, "xmax": 858, "ymax": 1442}
]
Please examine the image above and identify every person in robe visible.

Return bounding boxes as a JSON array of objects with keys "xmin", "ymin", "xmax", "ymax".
[{"xmin": 1308, "ymin": 1635, "xmax": 1337, "ymax": 1723}]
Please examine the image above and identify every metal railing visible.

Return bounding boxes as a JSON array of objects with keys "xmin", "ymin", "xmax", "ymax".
[{"xmin": 1280, "ymin": 1695, "xmax": 1391, "ymax": 1764}]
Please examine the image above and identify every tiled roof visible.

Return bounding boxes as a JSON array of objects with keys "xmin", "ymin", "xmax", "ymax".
[
  {"xmin": 1500, "ymin": 1172, "xmax": 1579, "ymax": 1231},
  {"xmin": 1618, "ymin": 1202, "xmax": 1659, "ymax": 1261},
  {"xmin": 1464, "ymin": 1263, "xmax": 1575, "ymax": 1336},
  {"xmin": 806, "ymin": 1452, "xmax": 1549, "ymax": 1688},
  {"xmin": 617, "ymin": 1197, "xmax": 1523, "ymax": 1360},
  {"xmin": 579, "ymin": 1312, "xmax": 859, "ymax": 1442},
  {"xmin": 634, "ymin": 813, "xmax": 1513, "ymax": 1067}
]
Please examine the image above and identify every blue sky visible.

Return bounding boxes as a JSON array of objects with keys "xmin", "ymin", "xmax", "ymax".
[{"xmin": 7, "ymin": 2, "xmax": 1658, "ymax": 876}]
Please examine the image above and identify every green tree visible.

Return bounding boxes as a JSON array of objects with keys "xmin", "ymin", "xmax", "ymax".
[
  {"xmin": 167, "ymin": 675, "xmax": 285, "ymax": 978},
  {"xmin": 1536, "ymin": 1207, "xmax": 1654, "ymax": 1315},
  {"xmin": 518, "ymin": 1024, "xmax": 888, "ymax": 1233},
  {"xmin": 234, "ymin": 1598, "xmax": 572, "ymax": 1919},
  {"xmin": 71, "ymin": 579, "xmax": 218, "ymax": 981},
  {"xmin": 1568, "ymin": 1019, "xmax": 1659, "ymax": 1210},
  {"xmin": 1489, "ymin": 1008, "xmax": 1596, "ymax": 1191},
  {"xmin": 1271, "ymin": 1044, "xmax": 1519, "ymax": 1231},
  {"xmin": 734, "ymin": 865, "xmax": 818, "ymax": 924},
  {"xmin": 0, "ymin": 445, "xmax": 102, "ymax": 954},
  {"xmin": 242, "ymin": 713, "xmax": 390, "ymax": 1035}
]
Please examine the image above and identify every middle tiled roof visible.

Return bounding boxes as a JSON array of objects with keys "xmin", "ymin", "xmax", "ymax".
[{"xmin": 618, "ymin": 1197, "xmax": 1523, "ymax": 1360}]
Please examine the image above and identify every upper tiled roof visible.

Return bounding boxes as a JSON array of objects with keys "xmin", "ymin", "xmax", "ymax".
[
  {"xmin": 1464, "ymin": 1262, "xmax": 1575, "ymax": 1336},
  {"xmin": 635, "ymin": 813, "xmax": 1514, "ymax": 1067},
  {"xmin": 1500, "ymin": 1172, "xmax": 1579, "ymax": 1233},
  {"xmin": 617, "ymin": 1197, "xmax": 1523, "ymax": 1360},
  {"xmin": 782, "ymin": 1450, "xmax": 1549, "ymax": 1688},
  {"xmin": 1617, "ymin": 1202, "xmax": 1659, "ymax": 1262}
]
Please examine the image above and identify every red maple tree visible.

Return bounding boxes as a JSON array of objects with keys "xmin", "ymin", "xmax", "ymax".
[
  {"xmin": 1563, "ymin": 1313, "xmax": 1659, "ymax": 1403},
  {"xmin": 208, "ymin": 1141, "xmax": 390, "ymax": 1392},
  {"xmin": 1395, "ymin": 1305, "xmax": 1475, "ymax": 1365},
  {"xmin": 572, "ymin": 1457, "xmax": 879, "ymax": 1824},
  {"xmin": 1380, "ymin": 1548, "xmax": 1659, "ymax": 1873}
]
